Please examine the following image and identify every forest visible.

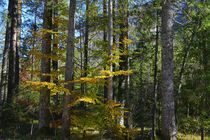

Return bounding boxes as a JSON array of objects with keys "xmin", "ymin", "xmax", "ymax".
[{"xmin": 0, "ymin": 0, "xmax": 209, "ymax": 139}]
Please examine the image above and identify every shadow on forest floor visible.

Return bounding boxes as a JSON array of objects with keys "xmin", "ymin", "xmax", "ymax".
[{"xmin": 0, "ymin": 121, "xmax": 209, "ymax": 140}]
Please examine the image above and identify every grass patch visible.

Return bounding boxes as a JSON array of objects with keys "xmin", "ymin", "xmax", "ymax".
[{"xmin": 177, "ymin": 133, "xmax": 210, "ymax": 140}]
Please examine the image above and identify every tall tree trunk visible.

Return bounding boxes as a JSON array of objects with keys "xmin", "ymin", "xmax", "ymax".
[
  {"xmin": 52, "ymin": 0, "xmax": 59, "ymax": 105},
  {"xmin": 80, "ymin": 0, "xmax": 89, "ymax": 108},
  {"xmin": 61, "ymin": 0, "xmax": 76, "ymax": 139},
  {"xmin": 199, "ymin": 1, "xmax": 208, "ymax": 139},
  {"xmin": 118, "ymin": 0, "xmax": 128, "ymax": 101},
  {"xmin": 0, "ymin": 46, "xmax": 8, "ymax": 108},
  {"xmin": 7, "ymin": 0, "xmax": 18, "ymax": 103},
  {"xmin": 112, "ymin": 0, "xmax": 116, "ymax": 101},
  {"xmin": 103, "ymin": 0, "xmax": 108, "ymax": 101},
  {"xmin": 84, "ymin": 0, "xmax": 89, "ymax": 87},
  {"xmin": 31, "ymin": 3, "xmax": 38, "ymax": 82},
  {"xmin": 152, "ymin": 10, "xmax": 159, "ymax": 140},
  {"xmin": 125, "ymin": 56, "xmax": 131, "ymax": 132},
  {"xmin": 139, "ymin": 62, "xmax": 144, "ymax": 137},
  {"xmin": 38, "ymin": 0, "xmax": 52, "ymax": 131},
  {"xmin": 118, "ymin": 0, "xmax": 129, "ymax": 129},
  {"xmin": 15, "ymin": 0, "xmax": 22, "ymax": 94},
  {"xmin": 0, "ymin": 2, "xmax": 11, "ymax": 125},
  {"xmin": 79, "ymin": 20, "xmax": 83, "ymax": 98},
  {"xmin": 107, "ymin": 0, "xmax": 113, "ymax": 100},
  {"xmin": 0, "ymin": 1, "xmax": 11, "ymax": 109},
  {"xmin": 161, "ymin": 0, "xmax": 177, "ymax": 139}
]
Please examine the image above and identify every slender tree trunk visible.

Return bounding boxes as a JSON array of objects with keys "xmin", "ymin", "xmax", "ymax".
[
  {"xmin": 30, "ymin": 120, "xmax": 34, "ymax": 135},
  {"xmin": 0, "ymin": 1, "xmax": 11, "ymax": 108},
  {"xmin": 118, "ymin": 0, "xmax": 128, "ymax": 102},
  {"xmin": 201, "ymin": 119, "xmax": 204, "ymax": 140},
  {"xmin": 0, "ymin": 2, "xmax": 11, "ymax": 125},
  {"xmin": 158, "ymin": 98, "xmax": 161, "ymax": 132},
  {"xmin": 52, "ymin": 0, "xmax": 59, "ymax": 105},
  {"xmin": 161, "ymin": 0, "xmax": 177, "ymax": 139},
  {"xmin": 79, "ymin": 21, "xmax": 84, "ymax": 103},
  {"xmin": 31, "ymin": 2, "xmax": 38, "ymax": 81},
  {"xmin": 117, "ymin": 0, "xmax": 128, "ymax": 116},
  {"xmin": 103, "ymin": 0, "xmax": 108, "ymax": 101},
  {"xmin": 200, "ymin": 10, "xmax": 208, "ymax": 140},
  {"xmin": 61, "ymin": 0, "xmax": 76, "ymax": 139},
  {"xmin": 107, "ymin": 0, "xmax": 113, "ymax": 100},
  {"xmin": 31, "ymin": 4, "xmax": 37, "ymax": 82},
  {"xmin": 139, "ymin": 63, "xmax": 144, "ymax": 137},
  {"xmin": 118, "ymin": 0, "xmax": 129, "ymax": 129},
  {"xmin": 15, "ymin": 0, "xmax": 22, "ymax": 94},
  {"xmin": 38, "ymin": 0, "xmax": 52, "ymax": 131},
  {"xmin": 80, "ymin": 0, "xmax": 89, "ymax": 108},
  {"xmin": 103, "ymin": 0, "xmax": 107, "ymax": 42},
  {"xmin": 51, "ymin": 0, "xmax": 59, "ymax": 135},
  {"xmin": 177, "ymin": 32, "xmax": 195, "ymax": 103},
  {"xmin": 152, "ymin": 10, "xmax": 159, "ymax": 140},
  {"xmin": 175, "ymin": 31, "xmax": 195, "ymax": 127},
  {"xmin": 7, "ymin": 0, "xmax": 18, "ymax": 103},
  {"xmin": 200, "ymin": 1, "xmax": 208, "ymax": 139},
  {"xmin": 118, "ymin": 0, "xmax": 128, "ymax": 100},
  {"xmin": 112, "ymin": 0, "xmax": 116, "ymax": 101},
  {"xmin": 125, "ymin": 56, "xmax": 131, "ymax": 140},
  {"xmin": 84, "ymin": 0, "xmax": 89, "ymax": 85},
  {"xmin": 0, "ymin": 46, "xmax": 8, "ymax": 107}
]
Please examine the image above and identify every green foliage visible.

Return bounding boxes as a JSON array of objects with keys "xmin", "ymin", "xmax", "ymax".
[
  {"xmin": 179, "ymin": 117, "xmax": 201, "ymax": 135},
  {"xmin": 1, "ymin": 0, "xmax": 210, "ymax": 139}
]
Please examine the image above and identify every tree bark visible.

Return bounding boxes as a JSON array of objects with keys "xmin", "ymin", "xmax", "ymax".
[
  {"xmin": 125, "ymin": 56, "xmax": 131, "ymax": 130},
  {"xmin": 84, "ymin": 0, "xmax": 89, "ymax": 81},
  {"xmin": 118, "ymin": 0, "xmax": 128, "ymax": 102},
  {"xmin": 107, "ymin": 0, "xmax": 113, "ymax": 100},
  {"xmin": 118, "ymin": 0, "xmax": 129, "ymax": 129},
  {"xmin": 15, "ymin": 0, "xmax": 22, "ymax": 94},
  {"xmin": 80, "ymin": 0, "xmax": 89, "ymax": 108},
  {"xmin": 139, "ymin": 62, "xmax": 144, "ymax": 137},
  {"xmin": 152, "ymin": 10, "xmax": 159, "ymax": 140},
  {"xmin": 112, "ymin": 0, "xmax": 116, "ymax": 101},
  {"xmin": 52, "ymin": 0, "xmax": 59, "ymax": 105},
  {"xmin": 103, "ymin": 0, "xmax": 108, "ymax": 101},
  {"xmin": 7, "ymin": 0, "xmax": 18, "ymax": 103},
  {"xmin": 0, "ymin": 1, "xmax": 11, "ymax": 108},
  {"xmin": 79, "ymin": 20, "xmax": 83, "ymax": 100},
  {"xmin": 38, "ymin": 0, "xmax": 52, "ymax": 131},
  {"xmin": 61, "ymin": 0, "xmax": 76, "ymax": 139},
  {"xmin": 0, "ymin": 2, "xmax": 11, "ymax": 125},
  {"xmin": 161, "ymin": 0, "xmax": 177, "ymax": 139}
]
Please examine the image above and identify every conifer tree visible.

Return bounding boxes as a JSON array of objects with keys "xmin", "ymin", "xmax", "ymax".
[
  {"xmin": 38, "ymin": 0, "xmax": 52, "ymax": 131},
  {"xmin": 7, "ymin": 0, "xmax": 18, "ymax": 103},
  {"xmin": 61, "ymin": 0, "xmax": 76, "ymax": 138},
  {"xmin": 161, "ymin": 0, "xmax": 177, "ymax": 139}
]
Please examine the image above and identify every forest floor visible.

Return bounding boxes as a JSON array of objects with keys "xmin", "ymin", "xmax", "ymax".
[
  {"xmin": 1, "ymin": 121, "xmax": 209, "ymax": 140},
  {"xmin": 176, "ymin": 134, "xmax": 210, "ymax": 140}
]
